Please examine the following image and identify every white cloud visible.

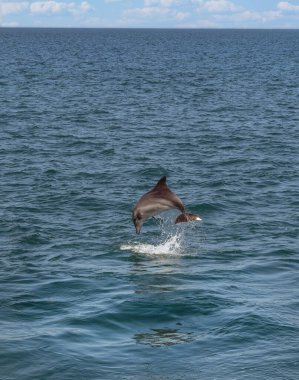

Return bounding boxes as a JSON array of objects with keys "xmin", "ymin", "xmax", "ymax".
[
  {"xmin": 124, "ymin": 6, "xmax": 169, "ymax": 17},
  {"xmin": 203, "ymin": 0, "xmax": 238, "ymax": 12},
  {"xmin": 1, "ymin": 0, "xmax": 298, "ymax": 28},
  {"xmin": 239, "ymin": 10, "xmax": 281, "ymax": 21},
  {"xmin": 191, "ymin": 1, "xmax": 283, "ymax": 24},
  {"xmin": 214, "ymin": 9, "xmax": 282, "ymax": 23},
  {"xmin": 30, "ymin": 1, "xmax": 91, "ymax": 14},
  {"xmin": 144, "ymin": 0, "xmax": 177, "ymax": 6},
  {"xmin": 277, "ymin": 2, "xmax": 299, "ymax": 11},
  {"xmin": 30, "ymin": 1, "xmax": 62, "ymax": 13},
  {"xmin": 0, "ymin": 0, "xmax": 91, "ymax": 26},
  {"xmin": 124, "ymin": 3, "xmax": 189, "ymax": 23},
  {"xmin": 78, "ymin": 1, "xmax": 90, "ymax": 12},
  {"xmin": 0, "ymin": 2, "xmax": 29, "ymax": 15},
  {"xmin": 124, "ymin": 0, "xmax": 188, "ymax": 20},
  {"xmin": 0, "ymin": 2, "xmax": 27, "ymax": 26},
  {"xmin": 175, "ymin": 11, "xmax": 189, "ymax": 20}
]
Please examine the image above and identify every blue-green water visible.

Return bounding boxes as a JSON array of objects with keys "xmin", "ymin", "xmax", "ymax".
[{"xmin": 1, "ymin": 28, "xmax": 298, "ymax": 379}]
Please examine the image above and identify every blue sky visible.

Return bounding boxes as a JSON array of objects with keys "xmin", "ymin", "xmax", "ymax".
[{"xmin": 1, "ymin": 0, "xmax": 299, "ymax": 28}]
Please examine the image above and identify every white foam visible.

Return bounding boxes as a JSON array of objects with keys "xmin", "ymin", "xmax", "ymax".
[{"xmin": 120, "ymin": 232, "xmax": 183, "ymax": 256}]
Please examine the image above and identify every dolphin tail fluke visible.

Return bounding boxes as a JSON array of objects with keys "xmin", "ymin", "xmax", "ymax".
[{"xmin": 175, "ymin": 213, "xmax": 202, "ymax": 224}]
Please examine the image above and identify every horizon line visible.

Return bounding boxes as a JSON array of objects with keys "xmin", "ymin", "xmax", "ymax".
[{"xmin": 1, "ymin": 26, "xmax": 299, "ymax": 30}]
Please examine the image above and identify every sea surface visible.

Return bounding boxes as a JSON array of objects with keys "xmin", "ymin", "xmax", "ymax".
[{"xmin": 0, "ymin": 28, "xmax": 298, "ymax": 380}]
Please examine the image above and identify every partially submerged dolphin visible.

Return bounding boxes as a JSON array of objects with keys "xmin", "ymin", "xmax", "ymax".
[{"xmin": 132, "ymin": 176, "xmax": 201, "ymax": 234}]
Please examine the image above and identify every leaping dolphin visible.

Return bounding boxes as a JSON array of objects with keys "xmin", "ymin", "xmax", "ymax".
[{"xmin": 132, "ymin": 176, "xmax": 201, "ymax": 234}]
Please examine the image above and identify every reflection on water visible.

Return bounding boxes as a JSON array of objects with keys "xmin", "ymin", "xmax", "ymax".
[
  {"xmin": 128, "ymin": 254, "xmax": 183, "ymax": 295},
  {"xmin": 134, "ymin": 285, "xmax": 177, "ymax": 294},
  {"xmin": 127, "ymin": 219, "xmax": 197, "ymax": 349},
  {"xmin": 134, "ymin": 328, "xmax": 194, "ymax": 347}
]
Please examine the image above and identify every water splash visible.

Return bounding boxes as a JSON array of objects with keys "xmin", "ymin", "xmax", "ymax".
[
  {"xmin": 121, "ymin": 215, "xmax": 201, "ymax": 256},
  {"xmin": 120, "ymin": 232, "xmax": 183, "ymax": 256}
]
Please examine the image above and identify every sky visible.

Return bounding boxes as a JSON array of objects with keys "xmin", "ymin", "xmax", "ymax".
[{"xmin": 0, "ymin": 0, "xmax": 299, "ymax": 28}]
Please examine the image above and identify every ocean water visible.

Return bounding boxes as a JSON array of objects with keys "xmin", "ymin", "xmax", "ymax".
[{"xmin": 0, "ymin": 28, "xmax": 298, "ymax": 380}]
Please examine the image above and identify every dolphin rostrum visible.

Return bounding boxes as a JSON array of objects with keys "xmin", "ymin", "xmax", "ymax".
[{"xmin": 132, "ymin": 176, "xmax": 201, "ymax": 234}]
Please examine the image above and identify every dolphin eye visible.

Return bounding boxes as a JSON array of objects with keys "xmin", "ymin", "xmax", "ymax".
[{"xmin": 133, "ymin": 212, "xmax": 142, "ymax": 222}]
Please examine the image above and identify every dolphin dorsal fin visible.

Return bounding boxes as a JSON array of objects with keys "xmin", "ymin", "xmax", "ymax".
[{"xmin": 153, "ymin": 176, "xmax": 168, "ymax": 191}]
